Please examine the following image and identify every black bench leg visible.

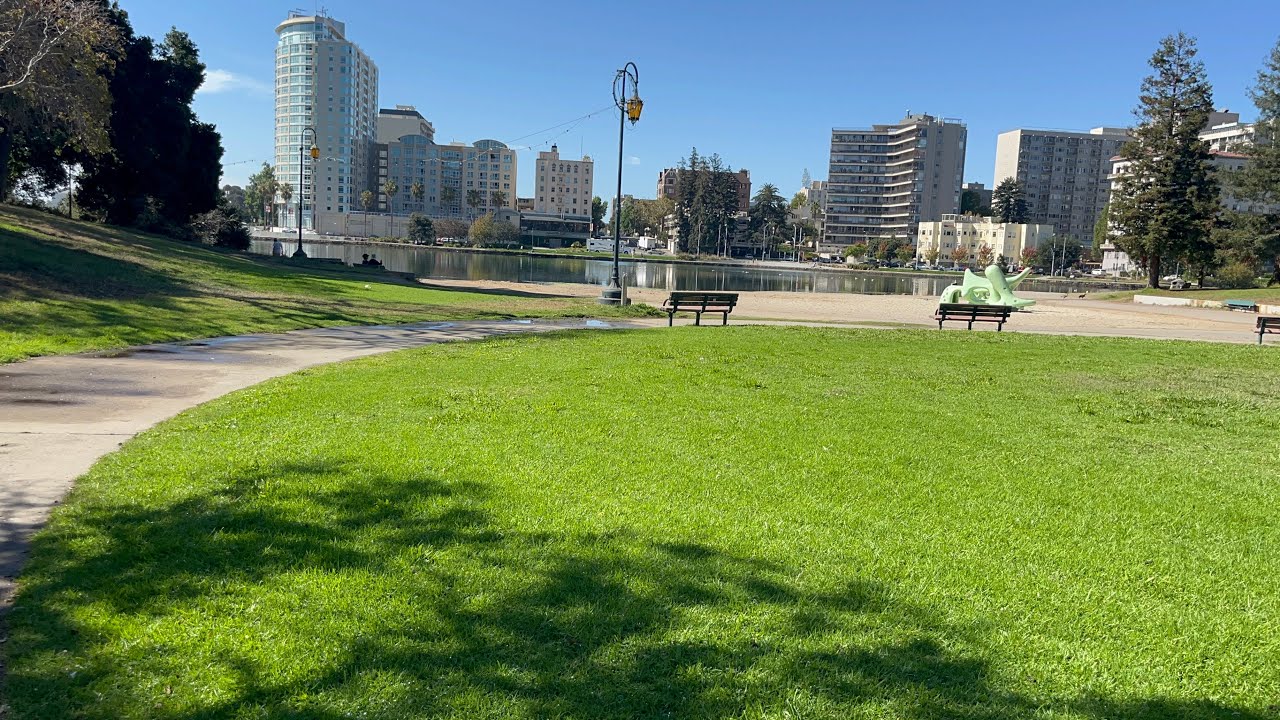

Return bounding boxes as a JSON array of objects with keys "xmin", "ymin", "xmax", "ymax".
[
  {"xmin": 1261, "ymin": 331, "xmax": 1265, "ymax": 345},
  {"xmin": 668, "ymin": 311, "xmax": 675, "ymax": 327},
  {"xmin": 968, "ymin": 319, "xmax": 974, "ymax": 330},
  {"xmin": 722, "ymin": 311, "xmax": 728, "ymax": 326},
  {"xmin": 997, "ymin": 321, "xmax": 1003, "ymax": 332},
  {"xmin": 937, "ymin": 320, "xmax": 943, "ymax": 330},
  {"xmin": 695, "ymin": 311, "xmax": 702, "ymax": 326}
]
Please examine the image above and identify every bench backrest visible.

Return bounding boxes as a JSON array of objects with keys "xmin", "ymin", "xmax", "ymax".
[
  {"xmin": 937, "ymin": 303, "xmax": 1011, "ymax": 317},
  {"xmin": 1258, "ymin": 316, "xmax": 1280, "ymax": 329},
  {"xmin": 667, "ymin": 292, "xmax": 739, "ymax": 306}
]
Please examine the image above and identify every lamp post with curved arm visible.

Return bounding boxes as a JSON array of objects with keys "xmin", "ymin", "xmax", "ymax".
[
  {"xmin": 294, "ymin": 126, "xmax": 319, "ymax": 258},
  {"xmin": 599, "ymin": 62, "xmax": 643, "ymax": 305}
]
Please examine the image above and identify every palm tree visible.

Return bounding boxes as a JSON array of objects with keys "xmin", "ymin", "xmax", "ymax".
[
  {"xmin": 410, "ymin": 181, "xmax": 425, "ymax": 211},
  {"xmin": 490, "ymin": 190, "xmax": 506, "ymax": 211},
  {"xmin": 441, "ymin": 185, "xmax": 457, "ymax": 214},
  {"xmin": 382, "ymin": 180, "xmax": 400, "ymax": 236},
  {"xmin": 278, "ymin": 183, "xmax": 293, "ymax": 228},
  {"xmin": 466, "ymin": 189, "xmax": 482, "ymax": 219},
  {"xmin": 360, "ymin": 190, "xmax": 375, "ymax": 237}
]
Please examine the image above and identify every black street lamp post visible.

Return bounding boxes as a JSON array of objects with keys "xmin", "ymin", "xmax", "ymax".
[
  {"xmin": 294, "ymin": 126, "xmax": 318, "ymax": 258},
  {"xmin": 599, "ymin": 62, "xmax": 643, "ymax": 305}
]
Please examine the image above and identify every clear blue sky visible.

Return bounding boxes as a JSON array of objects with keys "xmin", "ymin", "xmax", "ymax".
[{"xmin": 121, "ymin": 0, "xmax": 1280, "ymax": 202}]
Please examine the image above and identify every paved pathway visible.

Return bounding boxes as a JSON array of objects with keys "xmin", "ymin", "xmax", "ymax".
[{"xmin": 0, "ymin": 319, "xmax": 638, "ymax": 610}]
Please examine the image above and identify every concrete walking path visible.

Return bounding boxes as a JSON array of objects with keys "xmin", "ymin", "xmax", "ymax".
[{"xmin": 0, "ymin": 318, "xmax": 639, "ymax": 611}]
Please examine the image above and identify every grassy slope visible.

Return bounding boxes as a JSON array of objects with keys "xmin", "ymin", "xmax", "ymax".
[
  {"xmin": 4, "ymin": 327, "xmax": 1279, "ymax": 719},
  {"xmin": 0, "ymin": 206, "xmax": 654, "ymax": 363}
]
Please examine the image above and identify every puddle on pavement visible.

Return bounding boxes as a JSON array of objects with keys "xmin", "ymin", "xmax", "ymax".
[
  {"xmin": 6, "ymin": 397, "xmax": 79, "ymax": 406},
  {"xmin": 95, "ymin": 347, "xmax": 177, "ymax": 358}
]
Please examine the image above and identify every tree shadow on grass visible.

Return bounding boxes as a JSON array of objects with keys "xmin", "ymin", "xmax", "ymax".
[
  {"xmin": 0, "ymin": 228, "xmax": 195, "ymax": 301},
  {"xmin": 3, "ymin": 458, "xmax": 1273, "ymax": 719},
  {"xmin": 416, "ymin": 281, "xmax": 578, "ymax": 300}
]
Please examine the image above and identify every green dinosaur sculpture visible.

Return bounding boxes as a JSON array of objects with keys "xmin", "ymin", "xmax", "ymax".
[{"xmin": 940, "ymin": 265, "xmax": 1036, "ymax": 308}]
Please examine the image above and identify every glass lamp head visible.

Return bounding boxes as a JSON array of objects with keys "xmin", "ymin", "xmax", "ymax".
[{"xmin": 626, "ymin": 95, "xmax": 643, "ymax": 125}]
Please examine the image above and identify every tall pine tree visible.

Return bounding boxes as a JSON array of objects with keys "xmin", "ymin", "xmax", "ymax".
[
  {"xmin": 672, "ymin": 148, "xmax": 742, "ymax": 254},
  {"xmin": 1226, "ymin": 37, "xmax": 1280, "ymax": 285},
  {"xmin": 990, "ymin": 177, "xmax": 1027, "ymax": 223},
  {"xmin": 1109, "ymin": 33, "xmax": 1219, "ymax": 288}
]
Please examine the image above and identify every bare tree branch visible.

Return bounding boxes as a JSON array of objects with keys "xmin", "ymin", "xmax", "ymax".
[{"xmin": 0, "ymin": 0, "xmax": 113, "ymax": 94}]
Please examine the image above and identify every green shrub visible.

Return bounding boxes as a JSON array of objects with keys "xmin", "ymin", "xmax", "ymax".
[
  {"xmin": 191, "ymin": 205, "xmax": 250, "ymax": 249},
  {"xmin": 1214, "ymin": 261, "xmax": 1258, "ymax": 289},
  {"xmin": 408, "ymin": 213, "xmax": 435, "ymax": 244}
]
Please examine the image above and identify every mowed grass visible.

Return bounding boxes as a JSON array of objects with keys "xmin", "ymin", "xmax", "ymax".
[
  {"xmin": 1096, "ymin": 287, "xmax": 1280, "ymax": 305},
  {"xmin": 1139, "ymin": 287, "xmax": 1280, "ymax": 305},
  {"xmin": 0, "ymin": 206, "xmax": 654, "ymax": 363},
  {"xmin": 4, "ymin": 327, "xmax": 1279, "ymax": 719}
]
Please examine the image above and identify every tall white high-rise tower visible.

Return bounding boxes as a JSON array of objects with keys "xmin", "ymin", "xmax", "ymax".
[{"xmin": 273, "ymin": 12, "xmax": 378, "ymax": 229}]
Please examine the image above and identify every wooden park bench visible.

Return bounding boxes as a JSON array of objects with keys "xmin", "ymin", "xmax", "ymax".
[
  {"xmin": 934, "ymin": 303, "xmax": 1013, "ymax": 331},
  {"xmin": 1225, "ymin": 299, "xmax": 1258, "ymax": 312},
  {"xmin": 662, "ymin": 291, "xmax": 739, "ymax": 327},
  {"xmin": 1257, "ymin": 316, "xmax": 1280, "ymax": 345}
]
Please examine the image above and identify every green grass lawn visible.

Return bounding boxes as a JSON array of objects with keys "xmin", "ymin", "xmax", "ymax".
[
  {"xmin": 1095, "ymin": 287, "xmax": 1280, "ymax": 304},
  {"xmin": 4, "ymin": 327, "xmax": 1279, "ymax": 719},
  {"xmin": 1139, "ymin": 287, "xmax": 1280, "ymax": 305},
  {"xmin": 0, "ymin": 206, "xmax": 654, "ymax": 363}
]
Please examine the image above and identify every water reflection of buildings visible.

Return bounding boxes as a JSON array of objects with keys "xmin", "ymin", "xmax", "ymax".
[
  {"xmin": 633, "ymin": 262, "xmax": 675, "ymax": 290},
  {"xmin": 249, "ymin": 240, "xmax": 1071, "ymax": 296}
]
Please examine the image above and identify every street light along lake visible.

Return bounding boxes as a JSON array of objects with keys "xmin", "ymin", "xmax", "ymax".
[{"xmin": 250, "ymin": 239, "xmax": 1109, "ymax": 296}]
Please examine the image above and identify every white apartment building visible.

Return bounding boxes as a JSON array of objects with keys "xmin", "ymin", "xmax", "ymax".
[
  {"xmin": 824, "ymin": 114, "xmax": 967, "ymax": 251},
  {"xmin": 534, "ymin": 144, "xmax": 593, "ymax": 218},
  {"xmin": 797, "ymin": 180, "xmax": 826, "ymax": 242},
  {"xmin": 1200, "ymin": 109, "xmax": 1255, "ymax": 152},
  {"xmin": 274, "ymin": 12, "xmax": 378, "ymax": 229},
  {"xmin": 993, "ymin": 126, "xmax": 1129, "ymax": 245},
  {"xmin": 916, "ymin": 215, "xmax": 1053, "ymax": 266}
]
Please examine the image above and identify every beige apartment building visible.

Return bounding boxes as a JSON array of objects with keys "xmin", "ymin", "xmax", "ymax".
[
  {"xmin": 824, "ymin": 114, "xmax": 967, "ymax": 251},
  {"xmin": 916, "ymin": 215, "xmax": 1053, "ymax": 266},
  {"xmin": 534, "ymin": 144, "xmax": 594, "ymax": 218},
  {"xmin": 993, "ymin": 127, "xmax": 1129, "ymax": 244},
  {"xmin": 371, "ymin": 105, "xmax": 517, "ymax": 219}
]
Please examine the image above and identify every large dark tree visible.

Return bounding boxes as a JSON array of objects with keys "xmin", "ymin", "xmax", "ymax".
[
  {"xmin": 1225, "ymin": 37, "xmax": 1280, "ymax": 285},
  {"xmin": 672, "ymin": 148, "xmax": 740, "ymax": 254},
  {"xmin": 990, "ymin": 177, "xmax": 1027, "ymax": 223},
  {"xmin": 591, "ymin": 196, "xmax": 607, "ymax": 236},
  {"xmin": 748, "ymin": 183, "xmax": 788, "ymax": 257},
  {"xmin": 1110, "ymin": 33, "xmax": 1220, "ymax": 288},
  {"xmin": 75, "ymin": 18, "xmax": 223, "ymax": 230}
]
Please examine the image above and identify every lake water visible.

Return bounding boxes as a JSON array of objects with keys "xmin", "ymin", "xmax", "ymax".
[{"xmin": 250, "ymin": 239, "xmax": 1108, "ymax": 296}]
